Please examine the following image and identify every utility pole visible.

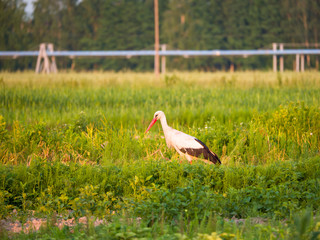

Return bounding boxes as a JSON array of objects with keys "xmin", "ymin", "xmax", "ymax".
[{"xmin": 154, "ymin": 0, "xmax": 160, "ymax": 77}]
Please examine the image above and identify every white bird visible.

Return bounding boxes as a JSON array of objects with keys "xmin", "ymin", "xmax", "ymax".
[{"xmin": 145, "ymin": 111, "xmax": 221, "ymax": 164}]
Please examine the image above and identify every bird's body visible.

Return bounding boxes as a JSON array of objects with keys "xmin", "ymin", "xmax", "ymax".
[{"xmin": 145, "ymin": 111, "xmax": 221, "ymax": 164}]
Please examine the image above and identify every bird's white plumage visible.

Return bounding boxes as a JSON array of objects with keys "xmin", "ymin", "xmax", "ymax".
[
  {"xmin": 146, "ymin": 111, "xmax": 221, "ymax": 164},
  {"xmin": 164, "ymin": 128, "xmax": 203, "ymax": 150},
  {"xmin": 154, "ymin": 111, "xmax": 199, "ymax": 148}
]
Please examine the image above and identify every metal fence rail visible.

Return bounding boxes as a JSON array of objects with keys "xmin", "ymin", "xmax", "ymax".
[
  {"xmin": 1, "ymin": 49, "xmax": 320, "ymax": 57},
  {"xmin": 1, "ymin": 48, "xmax": 319, "ymax": 73}
]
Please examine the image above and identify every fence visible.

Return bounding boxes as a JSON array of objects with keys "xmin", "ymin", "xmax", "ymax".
[{"xmin": 0, "ymin": 43, "xmax": 319, "ymax": 73}]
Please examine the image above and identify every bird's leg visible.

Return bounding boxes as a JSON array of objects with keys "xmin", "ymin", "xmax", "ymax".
[{"xmin": 185, "ymin": 154, "xmax": 193, "ymax": 164}]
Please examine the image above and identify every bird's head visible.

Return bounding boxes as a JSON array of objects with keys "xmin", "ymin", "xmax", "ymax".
[
  {"xmin": 153, "ymin": 111, "xmax": 164, "ymax": 120},
  {"xmin": 145, "ymin": 110, "xmax": 164, "ymax": 133}
]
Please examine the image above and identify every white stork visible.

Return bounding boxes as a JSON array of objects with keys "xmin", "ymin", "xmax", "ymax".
[{"xmin": 145, "ymin": 111, "xmax": 221, "ymax": 164}]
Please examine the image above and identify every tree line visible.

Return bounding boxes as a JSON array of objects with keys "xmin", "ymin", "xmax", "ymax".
[{"xmin": 1, "ymin": 0, "xmax": 319, "ymax": 71}]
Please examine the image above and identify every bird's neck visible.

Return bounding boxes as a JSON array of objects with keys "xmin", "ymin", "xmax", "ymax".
[{"xmin": 160, "ymin": 115, "xmax": 170, "ymax": 131}]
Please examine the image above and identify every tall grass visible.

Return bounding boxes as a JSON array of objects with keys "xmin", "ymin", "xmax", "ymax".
[
  {"xmin": 0, "ymin": 71, "xmax": 319, "ymax": 164},
  {"xmin": 0, "ymin": 71, "xmax": 319, "ymax": 238}
]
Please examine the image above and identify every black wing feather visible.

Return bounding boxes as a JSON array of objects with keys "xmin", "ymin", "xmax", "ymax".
[{"xmin": 180, "ymin": 138, "xmax": 221, "ymax": 164}]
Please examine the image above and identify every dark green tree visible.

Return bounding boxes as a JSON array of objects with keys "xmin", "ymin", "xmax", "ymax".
[
  {"xmin": 0, "ymin": 0, "xmax": 33, "ymax": 70},
  {"xmin": 32, "ymin": 0, "xmax": 63, "ymax": 45},
  {"xmin": 1, "ymin": 0, "xmax": 319, "ymax": 71},
  {"xmin": 76, "ymin": 0, "xmax": 168, "ymax": 71}
]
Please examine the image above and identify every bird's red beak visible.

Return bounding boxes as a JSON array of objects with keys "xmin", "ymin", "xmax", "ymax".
[{"xmin": 145, "ymin": 118, "xmax": 157, "ymax": 133}]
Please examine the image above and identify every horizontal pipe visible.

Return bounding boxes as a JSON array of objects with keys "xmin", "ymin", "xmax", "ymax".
[{"xmin": 0, "ymin": 49, "xmax": 320, "ymax": 58}]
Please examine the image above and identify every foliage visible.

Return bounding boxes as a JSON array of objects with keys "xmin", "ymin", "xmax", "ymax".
[
  {"xmin": 0, "ymin": 72, "xmax": 319, "ymax": 239},
  {"xmin": 1, "ymin": 0, "xmax": 320, "ymax": 70},
  {"xmin": 1, "ymin": 212, "xmax": 320, "ymax": 239}
]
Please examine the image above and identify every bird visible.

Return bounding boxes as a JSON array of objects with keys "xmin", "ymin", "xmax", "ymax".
[{"xmin": 145, "ymin": 111, "xmax": 221, "ymax": 164}]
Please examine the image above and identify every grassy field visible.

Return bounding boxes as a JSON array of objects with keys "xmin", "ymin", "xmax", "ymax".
[{"xmin": 0, "ymin": 71, "xmax": 320, "ymax": 239}]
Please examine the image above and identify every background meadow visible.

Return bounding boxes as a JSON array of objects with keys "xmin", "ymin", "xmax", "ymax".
[{"xmin": 0, "ymin": 71, "xmax": 320, "ymax": 239}]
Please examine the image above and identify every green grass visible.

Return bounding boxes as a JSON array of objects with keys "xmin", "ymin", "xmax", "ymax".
[{"xmin": 0, "ymin": 71, "xmax": 320, "ymax": 239}]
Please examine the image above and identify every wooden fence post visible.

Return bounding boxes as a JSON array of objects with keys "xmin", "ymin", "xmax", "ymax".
[
  {"xmin": 296, "ymin": 54, "xmax": 300, "ymax": 72},
  {"xmin": 230, "ymin": 63, "xmax": 234, "ymax": 72},
  {"xmin": 316, "ymin": 42, "xmax": 319, "ymax": 70},
  {"xmin": 300, "ymin": 54, "xmax": 305, "ymax": 72},
  {"xmin": 279, "ymin": 43, "xmax": 284, "ymax": 72},
  {"xmin": 35, "ymin": 43, "xmax": 49, "ymax": 73},
  {"xmin": 273, "ymin": 43, "xmax": 277, "ymax": 72},
  {"xmin": 35, "ymin": 43, "xmax": 57, "ymax": 73},
  {"xmin": 48, "ymin": 43, "xmax": 58, "ymax": 73}
]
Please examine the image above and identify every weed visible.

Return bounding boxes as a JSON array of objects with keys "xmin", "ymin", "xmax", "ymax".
[{"xmin": 0, "ymin": 71, "xmax": 319, "ymax": 239}]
